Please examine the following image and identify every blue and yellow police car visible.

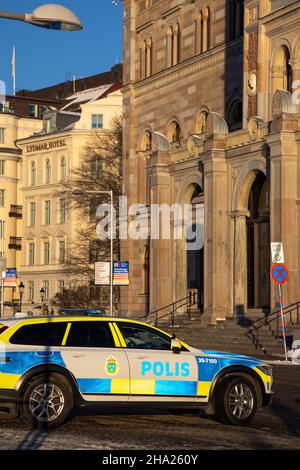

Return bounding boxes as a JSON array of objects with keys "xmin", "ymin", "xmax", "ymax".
[{"xmin": 0, "ymin": 315, "xmax": 273, "ymax": 428}]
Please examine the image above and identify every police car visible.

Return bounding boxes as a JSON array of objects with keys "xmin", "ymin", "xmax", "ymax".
[{"xmin": 0, "ymin": 316, "xmax": 273, "ymax": 428}]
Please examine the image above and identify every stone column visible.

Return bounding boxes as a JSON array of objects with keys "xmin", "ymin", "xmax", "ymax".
[
  {"xmin": 267, "ymin": 119, "xmax": 299, "ymax": 310},
  {"xmin": 149, "ymin": 151, "xmax": 172, "ymax": 312},
  {"xmin": 202, "ymin": 147, "xmax": 229, "ymax": 324},
  {"xmin": 233, "ymin": 212, "xmax": 249, "ymax": 316}
]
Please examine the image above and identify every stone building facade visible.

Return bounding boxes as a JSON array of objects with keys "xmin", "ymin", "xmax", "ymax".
[{"xmin": 121, "ymin": 0, "xmax": 300, "ymax": 323}]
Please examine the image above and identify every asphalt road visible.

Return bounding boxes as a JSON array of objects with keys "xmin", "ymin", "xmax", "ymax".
[{"xmin": 0, "ymin": 365, "xmax": 299, "ymax": 450}]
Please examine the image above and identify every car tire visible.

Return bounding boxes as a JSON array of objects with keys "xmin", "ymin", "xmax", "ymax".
[
  {"xmin": 214, "ymin": 376, "xmax": 258, "ymax": 427},
  {"xmin": 20, "ymin": 373, "xmax": 73, "ymax": 429}
]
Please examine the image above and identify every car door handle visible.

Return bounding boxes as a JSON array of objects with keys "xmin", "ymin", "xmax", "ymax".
[
  {"xmin": 35, "ymin": 351, "xmax": 54, "ymax": 358},
  {"xmin": 135, "ymin": 356, "xmax": 149, "ymax": 360},
  {"xmin": 71, "ymin": 354, "xmax": 86, "ymax": 359}
]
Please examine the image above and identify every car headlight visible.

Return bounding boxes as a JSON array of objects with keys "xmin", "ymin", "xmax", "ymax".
[{"xmin": 256, "ymin": 365, "xmax": 273, "ymax": 377}]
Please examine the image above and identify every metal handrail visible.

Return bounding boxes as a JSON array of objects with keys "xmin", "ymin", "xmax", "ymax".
[
  {"xmin": 137, "ymin": 291, "xmax": 198, "ymax": 328},
  {"xmin": 246, "ymin": 300, "xmax": 300, "ymax": 350}
]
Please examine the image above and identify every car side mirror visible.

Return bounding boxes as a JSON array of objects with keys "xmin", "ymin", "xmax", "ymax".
[{"xmin": 171, "ymin": 334, "xmax": 182, "ymax": 355}]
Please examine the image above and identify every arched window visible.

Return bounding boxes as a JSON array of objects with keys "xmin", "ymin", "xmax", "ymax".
[
  {"xmin": 199, "ymin": 11, "xmax": 203, "ymax": 53},
  {"xmin": 272, "ymin": 45, "xmax": 293, "ymax": 94},
  {"xmin": 141, "ymin": 37, "xmax": 153, "ymax": 78},
  {"xmin": 45, "ymin": 159, "xmax": 51, "ymax": 184},
  {"xmin": 195, "ymin": 110, "xmax": 208, "ymax": 133},
  {"xmin": 227, "ymin": 99, "xmax": 243, "ymax": 132},
  {"xmin": 202, "ymin": 7, "xmax": 211, "ymax": 52},
  {"xmin": 168, "ymin": 120, "xmax": 182, "ymax": 143},
  {"xmin": 60, "ymin": 157, "xmax": 67, "ymax": 182},
  {"xmin": 30, "ymin": 161, "xmax": 36, "ymax": 186},
  {"xmin": 141, "ymin": 130, "xmax": 152, "ymax": 151},
  {"xmin": 167, "ymin": 23, "xmax": 180, "ymax": 67}
]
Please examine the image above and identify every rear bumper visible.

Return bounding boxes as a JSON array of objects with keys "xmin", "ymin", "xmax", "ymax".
[{"xmin": 0, "ymin": 389, "xmax": 18, "ymax": 416}]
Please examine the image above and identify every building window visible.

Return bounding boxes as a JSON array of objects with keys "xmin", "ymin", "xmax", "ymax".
[
  {"xmin": 231, "ymin": 0, "xmax": 244, "ymax": 40},
  {"xmin": 168, "ymin": 120, "xmax": 182, "ymax": 144},
  {"xmin": 44, "ymin": 241, "xmax": 50, "ymax": 265},
  {"xmin": 142, "ymin": 37, "xmax": 153, "ymax": 78},
  {"xmin": 89, "ymin": 240, "xmax": 101, "ymax": 263},
  {"xmin": 31, "ymin": 162, "xmax": 36, "ymax": 186},
  {"xmin": 60, "ymin": 157, "xmax": 67, "ymax": 181},
  {"xmin": 0, "ymin": 189, "xmax": 5, "ymax": 207},
  {"xmin": 28, "ymin": 104, "xmax": 38, "ymax": 118},
  {"xmin": 30, "ymin": 202, "xmax": 36, "ymax": 226},
  {"xmin": 195, "ymin": 110, "xmax": 208, "ymax": 133},
  {"xmin": 91, "ymin": 114, "xmax": 103, "ymax": 129},
  {"xmin": 44, "ymin": 200, "xmax": 51, "ymax": 225},
  {"xmin": 28, "ymin": 281, "xmax": 35, "ymax": 302},
  {"xmin": 43, "ymin": 281, "xmax": 49, "ymax": 301},
  {"xmin": 58, "ymin": 280, "xmax": 65, "ymax": 295},
  {"xmin": 59, "ymin": 198, "xmax": 66, "ymax": 224},
  {"xmin": 227, "ymin": 99, "xmax": 243, "ymax": 132},
  {"xmin": 28, "ymin": 243, "xmax": 35, "ymax": 266},
  {"xmin": 91, "ymin": 156, "xmax": 103, "ymax": 178},
  {"xmin": 45, "ymin": 159, "xmax": 51, "ymax": 184},
  {"xmin": 0, "ymin": 161, "xmax": 5, "ymax": 175},
  {"xmin": 143, "ymin": 246, "xmax": 150, "ymax": 295},
  {"xmin": 167, "ymin": 24, "xmax": 180, "ymax": 67},
  {"xmin": 0, "ymin": 128, "xmax": 6, "ymax": 144},
  {"xmin": 272, "ymin": 45, "xmax": 293, "ymax": 94},
  {"xmin": 58, "ymin": 240, "xmax": 66, "ymax": 264}
]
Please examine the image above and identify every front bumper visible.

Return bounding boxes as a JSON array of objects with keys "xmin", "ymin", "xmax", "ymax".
[{"xmin": 0, "ymin": 389, "xmax": 18, "ymax": 416}]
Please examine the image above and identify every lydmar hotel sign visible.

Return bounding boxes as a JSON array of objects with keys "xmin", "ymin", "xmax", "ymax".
[{"xmin": 27, "ymin": 139, "xmax": 67, "ymax": 153}]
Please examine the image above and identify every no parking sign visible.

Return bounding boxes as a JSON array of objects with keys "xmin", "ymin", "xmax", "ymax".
[{"xmin": 270, "ymin": 264, "xmax": 289, "ymax": 285}]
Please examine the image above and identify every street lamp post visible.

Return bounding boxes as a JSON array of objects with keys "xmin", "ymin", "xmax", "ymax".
[
  {"xmin": 18, "ymin": 282, "xmax": 24, "ymax": 313},
  {"xmin": 0, "ymin": 4, "xmax": 82, "ymax": 31},
  {"xmin": 72, "ymin": 189, "xmax": 114, "ymax": 316},
  {"xmin": 40, "ymin": 287, "xmax": 46, "ymax": 315}
]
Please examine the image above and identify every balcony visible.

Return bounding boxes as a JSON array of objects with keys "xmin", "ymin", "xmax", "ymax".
[
  {"xmin": 9, "ymin": 205, "xmax": 23, "ymax": 219},
  {"xmin": 9, "ymin": 237, "xmax": 22, "ymax": 250}
]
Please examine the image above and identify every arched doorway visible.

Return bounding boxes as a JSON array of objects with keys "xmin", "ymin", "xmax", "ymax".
[
  {"xmin": 247, "ymin": 173, "xmax": 270, "ymax": 309},
  {"xmin": 186, "ymin": 186, "xmax": 204, "ymax": 312}
]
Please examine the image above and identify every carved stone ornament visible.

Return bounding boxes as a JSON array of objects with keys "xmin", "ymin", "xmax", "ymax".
[
  {"xmin": 186, "ymin": 135, "xmax": 200, "ymax": 157},
  {"xmin": 247, "ymin": 70, "xmax": 257, "ymax": 97},
  {"xmin": 248, "ymin": 7, "xmax": 258, "ymax": 24},
  {"xmin": 248, "ymin": 116, "xmax": 264, "ymax": 142}
]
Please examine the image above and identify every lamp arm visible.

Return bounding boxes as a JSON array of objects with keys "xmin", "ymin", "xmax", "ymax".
[{"xmin": 0, "ymin": 10, "xmax": 26, "ymax": 22}]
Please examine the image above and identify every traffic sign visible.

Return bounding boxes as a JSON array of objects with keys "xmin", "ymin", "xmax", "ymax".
[
  {"xmin": 271, "ymin": 242, "xmax": 284, "ymax": 264},
  {"xmin": 270, "ymin": 264, "xmax": 288, "ymax": 284}
]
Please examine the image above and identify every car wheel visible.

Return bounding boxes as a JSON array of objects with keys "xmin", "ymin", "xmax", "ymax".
[
  {"xmin": 20, "ymin": 373, "xmax": 73, "ymax": 429},
  {"xmin": 215, "ymin": 376, "xmax": 257, "ymax": 427}
]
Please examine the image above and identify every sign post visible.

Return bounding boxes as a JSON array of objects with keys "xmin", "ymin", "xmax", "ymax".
[{"xmin": 270, "ymin": 263, "xmax": 289, "ymax": 362}]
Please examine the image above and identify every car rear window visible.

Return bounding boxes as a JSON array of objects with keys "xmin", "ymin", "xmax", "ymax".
[{"xmin": 10, "ymin": 322, "xmax": 68, "ymax": 346}]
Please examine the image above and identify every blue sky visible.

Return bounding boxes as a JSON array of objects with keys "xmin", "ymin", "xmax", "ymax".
[{"xmin": 0, "ymin": 1, "xmax": 123, "ymax": 94}]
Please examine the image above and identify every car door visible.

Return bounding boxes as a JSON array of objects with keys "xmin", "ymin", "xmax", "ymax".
[
  {"xmin": 61, "ymin": 320, "xmax": 130, "ymax": 402},
  {"xmin": 115, "ymin": 322, "xmax": 198, "ymax": 402}
]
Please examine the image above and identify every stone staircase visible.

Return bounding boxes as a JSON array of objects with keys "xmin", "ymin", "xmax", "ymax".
[{"xmin": 155, "ymin": 314, "xmax": 292, "ymax": 359}]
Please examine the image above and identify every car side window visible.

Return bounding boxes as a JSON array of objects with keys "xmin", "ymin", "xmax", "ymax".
[
  {"xmin": 10, "ymin": 322, "xmax": 68, "ymax": 346},
  {"xmin": 65, "ymin": 322, "xmax": 114, "ymax": 348},
  {"xmin": 117, "ymin": 323, "xmax": 172, "ymax": 351}
]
